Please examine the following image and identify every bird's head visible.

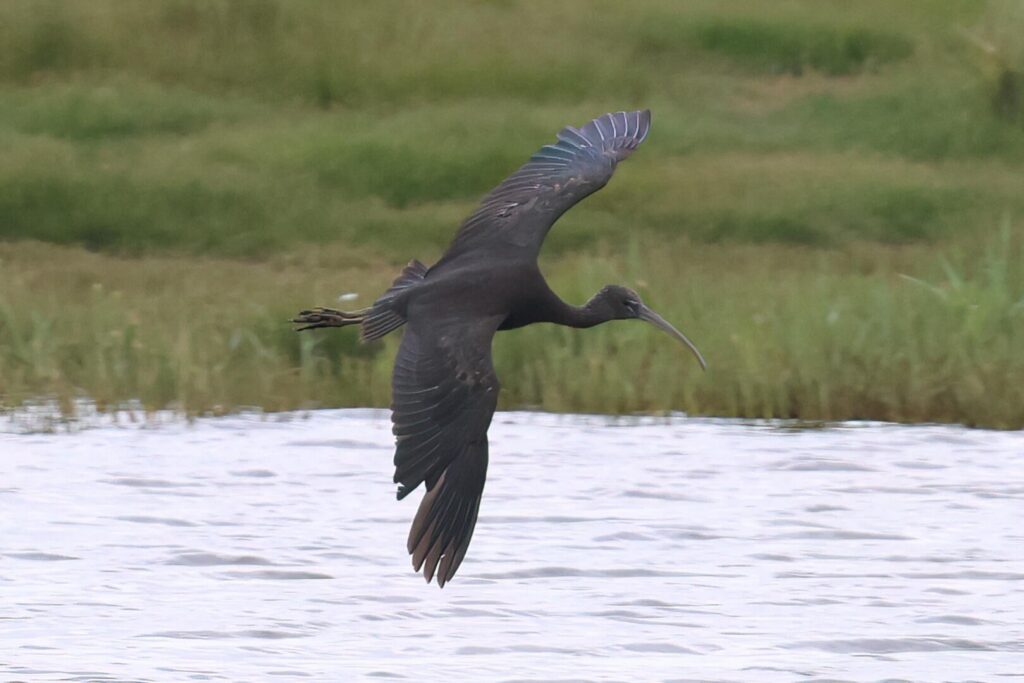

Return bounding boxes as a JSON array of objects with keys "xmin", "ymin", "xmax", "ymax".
[{"xmin": 593, "ymin": 285, "xmax": 707, "ymax": 371}]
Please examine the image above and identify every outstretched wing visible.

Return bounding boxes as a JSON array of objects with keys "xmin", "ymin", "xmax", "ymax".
[
  {"xmin": 439, "ymin": 109, "xmax": 652, "ymax": 264},
  {"xmin": 391, "ymin": 315, "xmax": 501, "ymax": 587}
]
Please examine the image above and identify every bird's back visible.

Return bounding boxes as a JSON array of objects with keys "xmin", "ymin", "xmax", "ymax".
[{"xmin": 404, "ymin": 259, "xmax": 550, "ymax": 329}]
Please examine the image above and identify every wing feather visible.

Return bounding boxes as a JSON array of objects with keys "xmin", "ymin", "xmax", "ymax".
[
  {"xmin": 438, "ymin": 110, "xmax": 652, "ymax": 264},
  {"xmin": 391, "ymin": 317, "xmax": 500, "ymax": 587}
]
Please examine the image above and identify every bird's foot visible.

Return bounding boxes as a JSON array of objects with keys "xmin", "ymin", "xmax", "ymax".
[{"xmin": 291, "ymin": 307, "xmax": 363, "ymax": 331}]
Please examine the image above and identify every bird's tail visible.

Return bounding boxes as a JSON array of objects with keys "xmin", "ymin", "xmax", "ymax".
[{"xmin": 360, "ymin": 259, "xmax": 428, "ymax": 341}]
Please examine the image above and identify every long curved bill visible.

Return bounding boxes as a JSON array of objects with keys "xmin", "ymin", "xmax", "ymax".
[{"xmin": 638, "ymin": 306, "xmax": 708, "ymax": 371}]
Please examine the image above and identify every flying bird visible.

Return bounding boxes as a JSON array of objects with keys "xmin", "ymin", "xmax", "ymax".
[{"xmin": 294, "ymin": 110, "xmax": 706, "ymax": 587}]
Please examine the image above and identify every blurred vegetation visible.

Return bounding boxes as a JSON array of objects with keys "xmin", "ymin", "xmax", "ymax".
[
  {"xmin": 1, "ymin": 0, "xmax": 1022, "ymax": 427},
  {"xmin": 968, "ymin": 0, "xmax": 1024, "ymax": 126}
]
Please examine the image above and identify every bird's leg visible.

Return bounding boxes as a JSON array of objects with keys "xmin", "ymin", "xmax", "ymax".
[{"xmin": 291, "ymin": 306, "xmax": 368, "ymax": 332}]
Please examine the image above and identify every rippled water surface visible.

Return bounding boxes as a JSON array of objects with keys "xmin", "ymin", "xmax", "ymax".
[{"xmin": 2, "ymin": 410, "xmax": 1022, "ymax": 681}]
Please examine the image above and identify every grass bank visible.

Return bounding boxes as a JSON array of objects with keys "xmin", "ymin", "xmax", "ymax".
[
  {"xmin": 1, "ymin": 1, "xmax": 1023, "ymax": 259},
  {"xmin": 2, "ymin": 228, "xmax": 1022, "ymax": 429}
]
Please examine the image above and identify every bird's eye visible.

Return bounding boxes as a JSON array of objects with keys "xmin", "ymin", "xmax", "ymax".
[{"xmin": 623, "ymin": 299, "xmax": 639, "ymax": 310}]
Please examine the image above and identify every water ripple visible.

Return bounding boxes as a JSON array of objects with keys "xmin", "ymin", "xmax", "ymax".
[
  {"xmin": 115, "ymin": 515, "xmax": 199, "ymax": 527},
  {"xmin": 5, "ymin": 552, "xmax": 79, "ymax": 561},
  {"xmin": 785, "ymin": 637, "xmax": 1011, "ymax": 653},
  {"xmin": 220, "ymin": 570, "xmax": 333, "ymax": 580},
  {"xmin": 101, "ymin": 478, "xmax": 195, "ymax": 489},
  {"xmin": 164, "ymin": 552, "xmax": 275, "ymax": 566},
  {"xmin": 141, "ymin": 630, "xmax": 308, "ymax": 640}
]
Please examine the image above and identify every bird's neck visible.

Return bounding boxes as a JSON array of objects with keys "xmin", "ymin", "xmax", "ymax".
[{"xmin": 552, "ymin": 294, "xmax": 608, "ymax": 329}]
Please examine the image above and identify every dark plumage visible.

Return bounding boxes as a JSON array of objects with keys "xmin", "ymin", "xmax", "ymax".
[{"xmin": 294, "ymin": 110, "xmax": 706, "ymax": 587}]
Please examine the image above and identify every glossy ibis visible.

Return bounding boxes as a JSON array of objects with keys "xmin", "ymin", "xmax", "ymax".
[{"xmin": 294, "ymin": 110, "xmax": 706, "ymax": 586}]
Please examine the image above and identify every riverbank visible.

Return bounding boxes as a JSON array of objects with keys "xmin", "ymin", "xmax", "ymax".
[{"xmin": 2, "ymin": 229, "xmax": 1021, "ymax": 429}]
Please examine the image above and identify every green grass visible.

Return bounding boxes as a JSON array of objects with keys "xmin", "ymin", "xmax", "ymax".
[
  {"xmin": 1, "ymin": 0, "xmax": 1022, "ymax": 258},
  {"xmin": 970, "ymin": 0, "xmax": 1024, "ymax": 125},
  {"xmin": 1, "ymin": 1, "xmax": 1023, "ymax": 426},
  {"xmin": 2, "ymin": 227, "xmax": 1022, "ymax": 428},
  {"xmin": 690, "ymin": 19, "xmax": 913, "ymax": 76}
]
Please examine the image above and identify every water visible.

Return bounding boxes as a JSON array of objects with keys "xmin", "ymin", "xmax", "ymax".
[{"xmin": 2, "ymin": 410, "xmax": 1022, "ymax": 682}]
